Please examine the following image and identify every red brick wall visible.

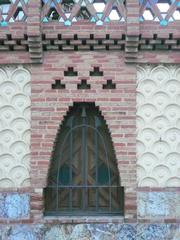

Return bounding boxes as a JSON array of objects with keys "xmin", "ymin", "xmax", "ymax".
[{"xmin": 30, "ymin": 51, "xmax": 136, "ymax": 222}]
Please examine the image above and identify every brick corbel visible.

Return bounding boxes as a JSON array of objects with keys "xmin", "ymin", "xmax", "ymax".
[
  {"xmin": 125, "ymin": 0, "xmax": 140, "ymax": 63},
  {"xmin": 27, "ymin": 0, "xmax": 42, "ymax": 63}
]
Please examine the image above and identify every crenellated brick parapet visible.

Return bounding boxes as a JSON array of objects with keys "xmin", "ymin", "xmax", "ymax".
[{"xmin": 0, "ymin": 0, "xmax": 180, "ymax": 64}]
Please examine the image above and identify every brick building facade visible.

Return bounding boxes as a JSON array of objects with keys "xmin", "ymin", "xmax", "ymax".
[{"xmin": 0, "ymin": 0, "xmax": 179, "ymax": 239}]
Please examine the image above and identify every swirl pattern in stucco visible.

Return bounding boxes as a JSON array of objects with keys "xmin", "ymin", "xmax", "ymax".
[
  {"xmin": 0, "ymin": 66, "xmax": 31, "ymax": 188},
  {"xmin": 137, "ymin": 65, "xmax": 180, "ymax": 187}
]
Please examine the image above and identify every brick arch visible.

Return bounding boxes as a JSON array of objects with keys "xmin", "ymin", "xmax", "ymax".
[
  {"xmin": 30, "ymin": 52, "xmax": 137, "ymax": 219},
  {"xmin": 31, "ymin": 99, "xmax": 136, "ymax": 189},
  {"xmin": 31, "ymin": 101, "xmax": 74, "ymax": 188},
  {"xmin": 96, "ymin": 102, "xmax": 136, "ymax": 187},
  {"xmin": 44, "ymin": 101, "xmax": 123, "ymax": 187},
  {"xmin": 44, "ymin": 102, "xmax": 125, "ymax": 215}
]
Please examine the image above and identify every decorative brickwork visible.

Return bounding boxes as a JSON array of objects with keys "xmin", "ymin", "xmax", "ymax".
[
  {"xmin": 0, "ymin": 1, "xmax": 180, "ymax": 64},
  {"xmin": 27, "ymin": 0, "xmax": 42, "ymax": 63},
  {"xmin": 30, "ymin": 51, "xmax": 136, "ymax": 220}
]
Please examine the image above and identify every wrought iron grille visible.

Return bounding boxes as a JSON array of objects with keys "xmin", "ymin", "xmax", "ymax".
[{"xmin": 44, "ymin": 103, "xmax": 124, "ymax": 216}]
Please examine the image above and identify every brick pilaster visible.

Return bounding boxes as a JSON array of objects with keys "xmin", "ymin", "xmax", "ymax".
[
  {"xmin": 125, "ymin": 0, "xmax": 140, "ymax": 63},
  {"xmin": 27, "ymin": 0, "xmax": 42, "ymax": 63}
]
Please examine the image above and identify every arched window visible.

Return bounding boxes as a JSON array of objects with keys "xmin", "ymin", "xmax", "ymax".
[{"xmin": 44, "ymin": 103, "xmax": 124, "ymax": 216}]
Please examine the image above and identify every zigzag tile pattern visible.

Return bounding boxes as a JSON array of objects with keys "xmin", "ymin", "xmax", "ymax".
[
  {"xmin": 137, "ymin": 65, "xmax": 180, "ymax": 187},
  {"xmin": 0, "ymin": 0, "xmax": 28, "ymax": 26},
  {"xmin": 0, "ymin": 66, "xmax": 31, "ymax": 188},
  {"xmin": 140, "ymin": 0, "xmax": 180, "ymax": 26},
  {"xmin": 41, "ymin": 0, "xmax": 126, "ymax": 26}
]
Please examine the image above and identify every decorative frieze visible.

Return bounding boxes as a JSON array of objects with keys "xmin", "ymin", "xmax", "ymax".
[
  {"xmin": 0, "ymin": 66, "xmax": 31, "ymax": 188},
  {"xmin": 137, "ymin": 65, "xmax": 180, "ymax": 187}
]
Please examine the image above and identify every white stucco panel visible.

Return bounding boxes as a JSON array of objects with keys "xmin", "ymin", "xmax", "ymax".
[
  {"xmin": 0, "ymin": 66, "xmax": 31, "ymax": 188},
  {"xmin": 137, "ymin": 65, "xmax": 180, "ymax": 187}
]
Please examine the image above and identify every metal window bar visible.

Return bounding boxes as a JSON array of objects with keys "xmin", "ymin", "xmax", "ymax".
[
  {"xmin": 94, "ymin": 117, "xmax": 99, "ymax": 211},
  {"xmin": 44, "ymin": 186, "xmax": 124, "ymax": 216},
  {"xmin": 45, "ymin": 103, "xmax": 124, "ymax": 216}
]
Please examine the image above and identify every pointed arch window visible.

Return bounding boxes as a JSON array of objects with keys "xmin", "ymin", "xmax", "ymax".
[{"xmin": 44, "ymin": 103, "xmax": 124, "ymax": 216}]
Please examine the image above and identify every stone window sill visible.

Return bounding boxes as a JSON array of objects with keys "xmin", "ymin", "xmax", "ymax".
[{"xmin": 43, "ymin": 216, "xmax": 125, "ymax": 224}]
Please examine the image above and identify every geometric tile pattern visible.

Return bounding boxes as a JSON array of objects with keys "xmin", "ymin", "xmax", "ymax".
[
  {"xmin": 137, "ymin": 65, "xmax": 180, "ymax": 187},
  {"xmin": 1, "ymin": 1, "xmax": 180, "ymax": 27},
  {"xmin": 0, "ymin": 66, "xmax": 31, "ymax": 188},
  {"xmin": 140, "ymin": 0, "xmax": 180, "ymax": 26},
  {"xmin": 42, "ymin": 0, "xmax": 126, "ymax": 26},
  {"xmin": 0, "ymin": 0, "xmax": 28, "ymax": 27}
]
